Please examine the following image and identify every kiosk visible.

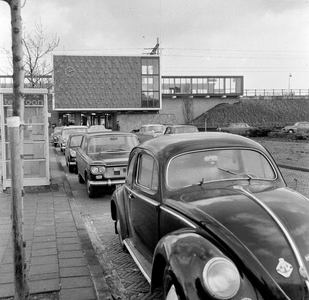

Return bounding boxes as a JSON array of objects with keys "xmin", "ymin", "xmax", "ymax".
[{"xmin": 0, "ymin": 89, "xmax": 50, "ymax": 190}]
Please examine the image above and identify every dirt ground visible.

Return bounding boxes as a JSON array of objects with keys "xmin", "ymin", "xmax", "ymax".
[{"xmin": 253, "ymin": 138, "xmax": 309, "ymax": 169}]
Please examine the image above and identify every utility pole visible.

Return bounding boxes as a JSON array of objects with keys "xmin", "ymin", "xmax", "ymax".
[{"xmin": 2, "ymin": 0, "xmax": 28, "ymax": 299}]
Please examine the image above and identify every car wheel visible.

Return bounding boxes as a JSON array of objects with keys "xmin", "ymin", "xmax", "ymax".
[
  {"xmin": 288, "ymin": 129, "xmax": 294, "ymax": 133},
  {"xmin": 68, "ymin": 164, "xmax": 74, "ymax": 173},
  {"xmin": 163, "ymin": 267, "xmax": 181, "ymax": 300},
  {"xmin": 116, "ymin": 217, "xmax": 127, "ymax": 252},
  {"xmin": 78, "ymin": 172, "xmax": 85, "ymax": 184},
  {"xmin": 86, "ymin": 175, "xmax": 95, "ymax": 198}
]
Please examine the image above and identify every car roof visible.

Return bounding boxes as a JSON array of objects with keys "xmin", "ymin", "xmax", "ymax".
[
  {"xmin": 142, "ymin": 124, "xmax": 164, "ymax": 127},
  {"xmin": 138, "ymin": 132, "xmax": 268, "ymax": 161},
  {"xmin": 62, "ymin": 126, "xmax": 88, "ymax": 130},
  {"xmin": 83, "ymin": 131, "xmax": 137, "ymax": 138},
  {"xmin": 167, "ymin": 125, "xmax": 197, "ymax": 128}
]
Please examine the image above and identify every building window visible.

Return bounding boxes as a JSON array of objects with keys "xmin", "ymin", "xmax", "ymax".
[{"xmin": 142, "ymin": 58, "xmax": 160, "ymax": 108}]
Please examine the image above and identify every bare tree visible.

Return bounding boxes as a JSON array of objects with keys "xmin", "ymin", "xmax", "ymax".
[
  {"xmin": 182, "ymin": 84, "xmax": 194, "ymax": 124},
  {"xmin": 1, "ymin": 0, "xmax": 29, "ymax": 299},
  {"xmin": 2, "ymin": 19, "xmax": 59, "ymax": 91},
  {"xmin": 23, "ymin": 21, "xmax": 59, "ymax": 89}
]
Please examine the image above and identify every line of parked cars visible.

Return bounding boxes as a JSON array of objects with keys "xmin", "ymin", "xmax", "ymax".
[
  {"xmin": 51, "ymin": 122, "xmax": 309, "ymax": 299},
  {"xmin": 218, "ymin": 121, "xmax": 309, "ymax": 137}
]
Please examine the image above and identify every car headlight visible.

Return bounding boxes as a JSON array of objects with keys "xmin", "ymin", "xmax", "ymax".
[
  {"xmin": 69, "ymin": 149, "xmax": 76, "ymax": 157},
  {"xmin": 202, "ymin": 257, "xmax": 240, "ymax": 299},
  {"xmin": 90, "ymin": 166, "xmax": 106, "ymax": 175}
]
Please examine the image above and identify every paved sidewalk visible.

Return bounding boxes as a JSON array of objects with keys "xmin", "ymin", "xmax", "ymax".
[{"xmin": 0, "ymin": 146, "xmax": 112, "ymax": 300}]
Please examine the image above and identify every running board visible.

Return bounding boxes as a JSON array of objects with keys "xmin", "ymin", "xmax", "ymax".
[{"xmin": 123, "ymin": 239, "xmax": 152, "ymax": 283}]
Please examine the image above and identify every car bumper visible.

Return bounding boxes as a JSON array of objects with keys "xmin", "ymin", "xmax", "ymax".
[{"xmin": 88, "ymin": 179, "xmax": 125, "ymax": 187}]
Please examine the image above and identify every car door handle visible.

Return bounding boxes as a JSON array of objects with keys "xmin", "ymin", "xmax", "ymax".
[{"xmin": 129, "ymin": 193, "xmax": 135, "ymax": 199}]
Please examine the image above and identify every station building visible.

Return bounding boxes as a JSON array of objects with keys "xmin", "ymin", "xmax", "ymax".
[{"xmin": 52, "ymin": 55, "xmax": 244, "ymax": 131}]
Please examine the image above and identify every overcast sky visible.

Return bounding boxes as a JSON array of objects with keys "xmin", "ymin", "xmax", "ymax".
[{"xmin": 1, "ymin": 0, "xmax": 309, "ymax": 90}]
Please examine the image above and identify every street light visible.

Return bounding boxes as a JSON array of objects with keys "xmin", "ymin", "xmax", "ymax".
[{"xmin": 288, "ymin": 73, "xmax": 292, "ymax": 94}]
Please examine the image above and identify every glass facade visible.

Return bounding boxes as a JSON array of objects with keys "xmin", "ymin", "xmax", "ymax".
[
  {"xmin": 162, "ymin": 76, "xmax": 243, "ymax": 96},
  {"xmin": 141, "ymin": 58, "xmax": 160, "ymax": 108}
]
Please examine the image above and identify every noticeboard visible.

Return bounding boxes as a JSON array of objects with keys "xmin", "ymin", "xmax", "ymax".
[{"xmin": 0, "ymin": 89, "xmax": 50, "ymax": 190}]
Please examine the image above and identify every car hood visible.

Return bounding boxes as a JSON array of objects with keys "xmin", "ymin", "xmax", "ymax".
[
  {"xmin": 168, "ymin": 183, "xmax": 309, "ymax": 298},
  {"xmin": 88, "ymin": 152, "xmax": 130, "ymax": 166}
]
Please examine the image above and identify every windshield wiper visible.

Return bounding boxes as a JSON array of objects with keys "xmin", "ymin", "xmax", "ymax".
[
  {"xmin": 218, "ymin": 167, "xmax": 237, "ymax": 175},
  {"xmin": 104, "ymin": 148, "xmax": 127, "ymax": 152}
]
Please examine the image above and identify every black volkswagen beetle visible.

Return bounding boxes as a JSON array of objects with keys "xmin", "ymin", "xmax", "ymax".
[{"xmin": 110, "ymin": 132, "xmax": 309, "ymax": 300}]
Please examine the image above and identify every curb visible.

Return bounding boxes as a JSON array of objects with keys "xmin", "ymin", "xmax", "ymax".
[{"xmin": 278, "ymin": 164, "xmax": 309, "ymax": 173}]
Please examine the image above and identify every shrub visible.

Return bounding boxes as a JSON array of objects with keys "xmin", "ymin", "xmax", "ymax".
[
  {"xmin": 295, "ymin": 132, "xmax": 309, "ymax": 140},
  {"xmin": 248, "ymin": 127, "xmax": 272, "ymax": 137}
]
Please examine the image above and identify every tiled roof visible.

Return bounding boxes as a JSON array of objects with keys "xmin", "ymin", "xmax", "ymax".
[{"xmin": 53, "ymin": 55, "xmax": 142, "ymax": 110}]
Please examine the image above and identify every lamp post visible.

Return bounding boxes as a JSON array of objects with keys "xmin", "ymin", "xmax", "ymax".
[{"xmin": 288, "ymin": 73, "xmax": 292, "ymax": 94}]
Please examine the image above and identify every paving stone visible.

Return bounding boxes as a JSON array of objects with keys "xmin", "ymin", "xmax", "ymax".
[
  {"xmin": 31, "ymin": 255, "xmax": 58, "ymax": 265},
  {"xmin": 0, "ymin": 283, "xmax": 14, "ymax": 298},
  {"xmin": 59, "ymin": 257, "xmax": 87, "ymax": 268},
  {"xmin": 0, "ymin": 272, "xmax": 13, "ymax": 284},
  {"xmin": 61, "ymin": 276, "xmax": 93, "ymax": 289},
  {"xmin": 60, "ymin": 266, "xmax": 90, "ymax": 277},
  {"xmin": 57, "ymin": 237, "xmax": 80, "ymax": 245},
  {"xmin": 33, "ymin": 235, "xmax": 56, "ymax": 243},
  {"xmin": 58, "ymin": 250, "xmax": 84, "ymax": 259},
  {"xmin": 29, "ymin": 263, "xmax": 59, "ymax": 276},
  {"xmin": 32, "ymin": 247, "xmax": 58, "ymax": 257},
  {"xmin": 31, "ymin": 241, "xmax": 57, "ymax": 250},
  {"xmin": 58, "ymin": 244, "xmax": 81, "ymax": 252},
  {"xmin": 29, "ymin": 278, "xmax": 60, "ymax": 294},
  {"xmin": 60, "ymin": 287, "xmax": 96, "ymax": 300},
  {"xmin": 56, "ymin": 231, "xmax": 78, "ymax": 238},
  {"xmin": 30, "ymin": 272, "xmax": 59, "ymax": 281}
]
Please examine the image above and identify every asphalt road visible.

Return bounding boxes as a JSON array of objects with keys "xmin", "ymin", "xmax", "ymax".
[{"xmin": 55, "ymin": 146, "xmax": 309, "ymax": 300}]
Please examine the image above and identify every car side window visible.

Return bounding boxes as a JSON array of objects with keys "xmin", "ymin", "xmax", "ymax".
[
  {"xmin": 136, "ymin": 153, "xmax": 158, "ymax": 193},
  {"xmin": 126, "ymin": 152, "xmax": 137, "ymax": 185},
  {"xmin": 80, "ymin": 137, "xmax": 87, "ymax": 151}
]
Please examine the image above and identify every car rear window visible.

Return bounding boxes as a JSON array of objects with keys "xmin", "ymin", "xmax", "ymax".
[{"xmin": 87, "ymin": 135, "xmax": 139, "ymax": 153}]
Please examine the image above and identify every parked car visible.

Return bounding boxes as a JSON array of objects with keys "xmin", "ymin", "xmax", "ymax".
[
  {"xmin": 51, "ymin": 126, "xmax": 63, "ymax": 147},
  {"xmin": 164, "ymin": 124, "xmax": 199, "ymax": 134},
  {"xmin": 282, "ymin": 121, "xmax": 309, "ymax": 133},
  {"xmin": 76, "ymin": 131, "xmax": 139, "ymax": 198},
  {"xmin": 218, "ymin": 122, "xmax": 255, "ymax": 135},
  {"xmin": 134, "ymin": 124, "xmax": 166, "ymax": 143},
  {"xmin": 111, "ymin": 132, "xmax": 309, "ymax": 300},
  {"xmin": 58, "ymin": 126, "xmax": 88, "ymax": 152},
  {"xmin": 64, "ymin": 133, "xmax": 84, "ymax": 173}
]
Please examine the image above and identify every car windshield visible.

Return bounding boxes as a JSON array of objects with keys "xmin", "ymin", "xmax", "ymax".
[
  {"xmin": 147, "ymin": 126, "xmax": 164, "ymax": 132},
  {"xmin": 167, "ymin": 149, "xmax": 276, "ymax": 190},
  {"xmin": 175, "ymin": 127, "xmax": 198, "ymax": 133},
  {"xmin": 70, "ymin": 135, "xmax": 83, "ymax": 147},
  {"xmin": 54, "ymin": 128, "xmax": 62, "ymax": 134},
  {"xmin": 87, "ymin": 135, "xmax": 139, "ymax": 153}
]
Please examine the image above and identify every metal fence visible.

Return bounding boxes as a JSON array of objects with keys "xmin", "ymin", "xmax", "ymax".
[{"xmin": 243, "ymin": 89, "xmax": 309, "ymax": 98}]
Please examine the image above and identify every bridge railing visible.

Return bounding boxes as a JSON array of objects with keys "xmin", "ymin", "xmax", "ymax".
[{"xmin": 243, "ymin": 89, "xmax": 309, "ymax": 97}]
